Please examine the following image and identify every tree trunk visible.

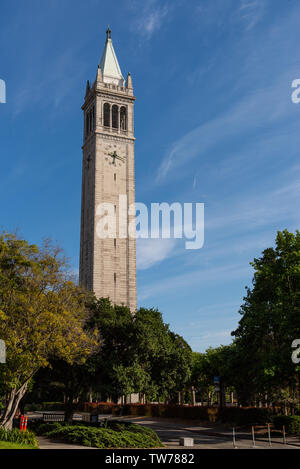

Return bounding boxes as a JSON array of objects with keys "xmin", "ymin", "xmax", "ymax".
[
  {"xmin": 1, "ymin": 383, "xmax": 28, "ymax": 430},
  {"xmin": 64, "ymin": 392, "xmax": 75, "ymax": 423},
  {"xmin": 191, "ymin": 387, "xmax": 196, "ymax": 406}
]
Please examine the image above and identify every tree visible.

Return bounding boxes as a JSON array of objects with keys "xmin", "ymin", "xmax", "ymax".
[
  {"xmin": 232, "ymin": 230, "xmax": 300, "ymax": 408},
  {"xmin": 190, "ymin": 346, "xmax": 237, "ymax": 406},
  {"xmin": 87, "ymin": 299, "xmax": 192, "ymax": 403},
  {"xmin": 0, "ymin": 233, "xmax": 97, "ymax": 429}
]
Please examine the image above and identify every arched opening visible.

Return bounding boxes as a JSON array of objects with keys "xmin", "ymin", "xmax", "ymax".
[
  {"xmin": 120, "ymin": 106, "xmax": 127, "ymax": 131},
  {"xmin": 112, "ymin": 105, "xmax": 119, "ymax": 129},
  {"xmin": 103, "ymin": 103, "xmax": 110, "ymax": 127}
]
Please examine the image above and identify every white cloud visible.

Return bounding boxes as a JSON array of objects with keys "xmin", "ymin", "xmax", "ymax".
[
  {"xmin": 187, "ymin": 329, "xmax": 233, "ymax": 351},
  {"xmin": 137, "ymin": 238, "xmax": 178, "ymax": 270},
  {"xmin": 140, "ymin": 262, "xmax": 250, "ymax": 300},
  {"xmin": 156, "ymin": 72, "xmax": 297, "ymax": 183},
  {"xmin": 238, "ymin": 0, "xmax": 265, "ymax": 31},
  {"xmin": 129, "ymin": 0, "xmax": 169, "ymax": 39},
  {"xmin": 206, "ymin": 176, "xmax": 300, "ymax": 233}
]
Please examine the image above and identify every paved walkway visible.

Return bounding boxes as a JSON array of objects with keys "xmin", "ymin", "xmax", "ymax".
[
  {"xmin": 37, "ymin": 436, "xmax": 96, "ymax": 449},
  {"xmin": 111, "ymin": 416, "xmax": 300, "ymax": 450},
  {"xmin": 32, "ymin": 413, "xmax": 300, "ymax": 450}
]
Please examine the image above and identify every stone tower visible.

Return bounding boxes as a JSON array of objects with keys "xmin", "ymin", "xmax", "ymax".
[{"xmin": 79, "ymin": 28, "xmax": 137, "ymax": 311}]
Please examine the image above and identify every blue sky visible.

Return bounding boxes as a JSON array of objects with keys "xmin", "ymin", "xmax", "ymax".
[{"xmin": 1, "ymin": 0, "xmax": 300, "ymax": 351}]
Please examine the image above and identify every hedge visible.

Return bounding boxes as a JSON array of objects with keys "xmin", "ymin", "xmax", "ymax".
[
  {"xmin": 25, "ymin": 402, "xmax": 65, "ymax": 412},
  {"xmin": 34, "ymin": 421, "xmax": 163, "ymax": 448},
  {"xmin": 71, "ymin": 402, "xmax": 277, "ymax": 426},
  {"xmin": 273, "ymin": 415, "xmax": 300, "ymax": 434},
  {"xmin": 82, "ymin": 402, "xmax": 118, "ymax": 414},
  {"xmin": 111, "ymin": 404, "xmax": 273, "ymax": 425},
  {"xmin": 219, "ymin": 407, "xmax": 273, "ymax": 425},
  {"xmin": 0, "ymin": 427, "xmax": 38, "ymax": 447}
]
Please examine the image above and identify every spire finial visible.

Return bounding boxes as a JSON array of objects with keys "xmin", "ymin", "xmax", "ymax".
[
  {"xmin": 85, "ymin": 79, "xmax": 91, "ymax": 98},
  {"xmin": 106, "ymin": 26, "xmax": 111, "ymax": 40}
]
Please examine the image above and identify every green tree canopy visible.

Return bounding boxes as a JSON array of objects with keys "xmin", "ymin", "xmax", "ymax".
[
  {"xmin": 232, "ymin": 229, "xmax": 300, "ymax": 407},
  {"xmin": 87, "ymin": 299, "xmax": 192, "ymax": 402},
  {"xmin": 0, "ymin": 233, "xmax": 97, "ymax": 429}
]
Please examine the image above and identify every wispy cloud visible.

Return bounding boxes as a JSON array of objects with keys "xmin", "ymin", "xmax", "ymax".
[
  {"xmin": 137, "ymin": 238, "xmax": 178, "ymax": 270},
  {"xmin": 206, "ymin": 175, "xmax": 300, "ymax": 234},
  {"xmin": 156, "ymin": 72, "xmax": 297, "ymax": 183},
  {"xmin": 140, "ymin": 262, "xmax": 250, "ymax": 301},
  {"xmin": 193, "ymin": 0, "xmax": 266, "ymax": 33},
  {"xmin": 187, "ymin": 329, "xmax": 233, "ymax": 351},
  {"xmin": 13, "ymin": 49, "xmax": 86, "ymax": 116},
  {"xmin": 238, "ymin": 0, "xmax": 266, "ymax": 31},
  {"xmin": 128, "ymin": 0, "xmax": 170, "ymax": 39}
]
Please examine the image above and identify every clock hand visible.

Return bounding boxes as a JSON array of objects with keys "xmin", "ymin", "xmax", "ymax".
[{"xmin": 108, "ymin": 151, "xmax": 124, "ymax": 163}]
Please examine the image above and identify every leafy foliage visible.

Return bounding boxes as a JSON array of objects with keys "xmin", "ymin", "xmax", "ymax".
[
  {"xmin": 0, "ymin": 232, "xmax": 97, "ymax": 428},
  {"xmin": 231, "ymin": 230, "xmax": 300, "ymax": 407},
  {"xmin": 0, "ymin": 427, "xmax": 38, "ymax": 447},
  {"xmin": 33, "ymin": 421, "xmax": 163, "ymax": 448},
  {"xmin": 85, "ymin": 299, "xmax": 192, "ymax": 401},
  {"xmin": 273, "ymin": 415, "xmax": 300, "ymax": 434}
]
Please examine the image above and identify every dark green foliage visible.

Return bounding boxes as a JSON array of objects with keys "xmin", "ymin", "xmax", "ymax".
[
  {"xmin": 231, "ymin": 230, "xmax": 300, "ymax": 407},
  {"xmin": 32, "ymin": 422, "xmax": 63, "ymax": 434},
  {"xmin": 87, "ymin": 300, "xmax": 193, "ymax": 401},
  {"xmin": 105, "ymin": 403, "xmax": 274, "ymax": 425},
  {"xmin": 29, "ymin": 300, "xmax": 192, "ymax": 414},
  {"xmin": 273, "ymin": 415, "xmax": 300, "ymax": 434},
  {"xmin": 32, "ymin": 421, "xmax": 163, "ymax": 448},
  {"xmin": 25, "ymin": 402, "xmax": 65, "ymax": 412},
  {"xmin": 105, "ymin": 420, "xmax": 161, "ymax": 444},
  {"xmin": 0, "ymin": 427, "xmax": 38, "ymax": 447},
  {"xmin": 219, "ymin": 407, "xmax": 273, "ymax": 426}
]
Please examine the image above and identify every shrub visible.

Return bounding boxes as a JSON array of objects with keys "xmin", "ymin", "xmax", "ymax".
[
  {"xmin": 273, "ymin": 415, "xmax": 300, "ymax": 434},
  {"xmin": 33, "ymin": 422, "xmax": 63, "ymax": 435},
  {"xmin": 219, "ymin": 407, "xmax": 273, "ymax": 426},
  {"xmin": 41, "ymin": 402, "xmax": 65, "ymax": 411},
  {"xmin": 25, "ymin": 402, "xmax": 64, "ymax": 412},
  {"xmin": 105, "ymin": 420, "xmax": 161, "ymax": 445},
  {"xmin": 24, "ymin": 403, "xmax": 42, "ymax": 412},
  {"xmin": 118, "ymin": 404, "xmax": 274, "ymax": 425},
  {"xmin": 34, "ymin": 422, "xmax": 163, "ymax": 448},
  {"xmin": 0, "ymin": 427, "xmax": 38, "ymax": 447},
  {"xmin": 82, "ymin": 402, "xmax": 119, "ymax": 414}
]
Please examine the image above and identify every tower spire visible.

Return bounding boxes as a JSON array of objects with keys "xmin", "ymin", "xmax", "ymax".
[{"xmin": 99, "ymin": 28, "xmax": 124, "ymax": 86}]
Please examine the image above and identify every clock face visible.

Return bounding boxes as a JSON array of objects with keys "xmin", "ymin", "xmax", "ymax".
[{"xmin": 104, "ymin": 144, "xmax": 126, "ymax": 167}]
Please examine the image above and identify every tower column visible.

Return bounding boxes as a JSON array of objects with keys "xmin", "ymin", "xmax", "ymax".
[{"xmin": 79, "ymin": 29, "xmax": 137, "ymax": 312}]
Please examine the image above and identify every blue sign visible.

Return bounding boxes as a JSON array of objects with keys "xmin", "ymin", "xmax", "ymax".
[{"xmin": 214, "ymin": 376, "xmax": 220, "ymax": 384}]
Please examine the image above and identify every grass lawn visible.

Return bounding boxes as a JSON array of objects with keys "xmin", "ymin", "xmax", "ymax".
[{"xmin": 0, "ymin": 440, "xmax": 38, "ymax": 449}]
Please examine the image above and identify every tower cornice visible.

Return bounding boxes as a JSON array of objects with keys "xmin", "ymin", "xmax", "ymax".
[
  {"xmin": 82, "ymin": 131, "xmax": 135, "ymax": 150},
  {"xmin": 82, "ymin": 88, "xmax": 135, "ymax": 110}
]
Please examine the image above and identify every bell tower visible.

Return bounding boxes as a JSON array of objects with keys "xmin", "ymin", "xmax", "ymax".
[{"xmin": 79, "ymin": 28, "xmax": 137, "ymax": 311}]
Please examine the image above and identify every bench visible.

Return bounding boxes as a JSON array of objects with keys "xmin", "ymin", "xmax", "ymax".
[{"xmin": 42, "ymin": 413, "xmax": 65, "ymax": 422}]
